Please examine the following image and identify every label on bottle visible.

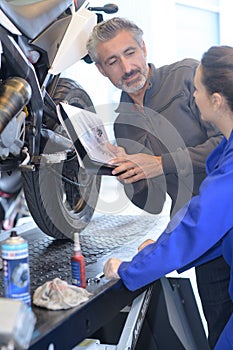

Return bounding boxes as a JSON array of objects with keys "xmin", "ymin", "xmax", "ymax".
[{"xmin": 71, "ymin": 254, "xmax": 86, "ymax": 288}]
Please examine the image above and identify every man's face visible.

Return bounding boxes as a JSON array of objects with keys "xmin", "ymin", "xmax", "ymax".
[{"xmin": 95, "ymin": 31, "xmax": 148, "ymax": 93}]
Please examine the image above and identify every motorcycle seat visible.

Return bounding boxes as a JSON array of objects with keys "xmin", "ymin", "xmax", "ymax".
[{"xmin": 0, "ymin": 0, "xmax": 73, "ymax": 40}]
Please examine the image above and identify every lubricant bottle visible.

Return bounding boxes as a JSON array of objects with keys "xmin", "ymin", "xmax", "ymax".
[
  {"xmin": 1, "ymin": 230, "xmax": 31, "ymax": 306},
  {"xmin": 71, "ymin": 232, "xmax": 86, "ymax": 288}
]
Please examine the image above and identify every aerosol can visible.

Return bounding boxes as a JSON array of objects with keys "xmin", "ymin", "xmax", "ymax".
[{"xmin": 1, "ymin": 230, "xmax": 31, "ymax": 306}]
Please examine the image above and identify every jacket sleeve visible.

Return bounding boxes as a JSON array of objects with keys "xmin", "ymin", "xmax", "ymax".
[
  {"xmin": 123, "ymin": 176, "xmax": 167, "ymax": 214},
  {"xmin": 118, "ymin": 167, "xmax": 233, "ymax": 291},
  {"xmin": 114, "ymin": 121, "xmax": 167, "ymax": 214},
  {"xmin": 162, "ymin": 127, "xmax": 222, "ymax": 176},
  {"xmin": 162, "ymin": 89, "xmax": 223, "ymax": 176}
]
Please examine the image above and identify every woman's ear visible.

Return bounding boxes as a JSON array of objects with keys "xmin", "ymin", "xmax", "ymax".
[{"xmin": 211, "ymin": 92, "xmax": 222, "ymax": 111}]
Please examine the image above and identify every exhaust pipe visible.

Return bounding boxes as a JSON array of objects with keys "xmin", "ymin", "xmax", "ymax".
[{"xmin": 0, "ymin": 77, "xmax": 32, "ymax": 133}]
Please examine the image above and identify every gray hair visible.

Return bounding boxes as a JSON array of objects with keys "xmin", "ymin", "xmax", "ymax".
[{"xmin": 86, "ymin": 17, "xmax": 144, "ymax": 64}]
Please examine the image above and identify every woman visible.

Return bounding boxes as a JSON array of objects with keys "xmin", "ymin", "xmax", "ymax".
[{"xmin": 104, "ymin": 45, "xmax": 233, "ymax": 349}]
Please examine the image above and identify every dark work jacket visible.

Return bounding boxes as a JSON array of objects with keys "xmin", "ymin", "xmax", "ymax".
[{"xmin": 114, "ymin": 60, "xmax": 222, "ymax": 216}]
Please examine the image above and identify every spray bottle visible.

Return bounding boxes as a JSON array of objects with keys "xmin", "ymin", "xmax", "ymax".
[
  {"xmin": 1, "ymin": 230, "xmax": 31, "ymax": 306},
  {"xmin": 71, "ymin": 232, "xmax": 86, "ymax": 288}
]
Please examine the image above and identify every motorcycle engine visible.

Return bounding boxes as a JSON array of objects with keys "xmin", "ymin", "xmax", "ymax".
[{"xmin": 0, "ymin": 111, "xmax": 26, "ymax": 159}]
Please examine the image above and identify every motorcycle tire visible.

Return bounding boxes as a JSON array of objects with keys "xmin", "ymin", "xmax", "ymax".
[{"xmin": 21, "ymin": 78, "xmax": 101, "ymax": 240}]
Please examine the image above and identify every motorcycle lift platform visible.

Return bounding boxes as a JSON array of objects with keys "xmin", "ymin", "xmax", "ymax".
[{"xmin": 0, "ymin": 215, "xmax": 209, "ymax": 350}]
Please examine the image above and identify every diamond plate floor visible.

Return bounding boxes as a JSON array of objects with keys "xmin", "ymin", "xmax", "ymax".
[{"xmin": 0, "ymin": 214, "xmax": 165, "ymax": 296}]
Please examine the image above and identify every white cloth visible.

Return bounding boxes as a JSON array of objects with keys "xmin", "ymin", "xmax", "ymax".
[{"xmin": 33, "ymin": 278, "xmax": 92, "ymax": 310}]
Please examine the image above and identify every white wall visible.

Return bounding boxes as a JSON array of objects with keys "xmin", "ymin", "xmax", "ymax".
[{"xmin": 219, "ymin": 0, "xmax": 233, "ymax": 45}]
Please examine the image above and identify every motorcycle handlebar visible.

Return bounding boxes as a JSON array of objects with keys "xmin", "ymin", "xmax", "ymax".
[{"xmin": 88, "ymin": 3, "xmax": 118, "ymax": 14}]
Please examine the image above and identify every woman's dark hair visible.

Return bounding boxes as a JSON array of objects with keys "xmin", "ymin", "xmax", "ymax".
[{"xmin": 201, "ymin": 45, "xmax": 233, "ymax": 112}]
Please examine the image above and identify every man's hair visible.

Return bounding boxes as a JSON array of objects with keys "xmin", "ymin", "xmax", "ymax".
[
  {"xmin": 86, "ymin": 17, "xmax": 144, "ymax": 64},
  {"xmin": 201, "ymin": 45, "xmax": 233, "ymax": 112}
]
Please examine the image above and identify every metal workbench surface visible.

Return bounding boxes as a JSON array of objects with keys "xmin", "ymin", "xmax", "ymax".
[{"xmin": 0, "ymin": 215, "xmax": 159, "ymax": 350}]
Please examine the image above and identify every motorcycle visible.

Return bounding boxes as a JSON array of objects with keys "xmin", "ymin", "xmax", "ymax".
[{"xmin": 0, "ymin": 0, "xmax": 118, "ymax": 238}]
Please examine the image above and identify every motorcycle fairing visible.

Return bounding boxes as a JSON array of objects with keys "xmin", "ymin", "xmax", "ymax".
[
  {"xmin": 0, "ymin": 9, "xmax": 22, "ymax": 36},
  {"xmin": 0, "ymin": 0, "xmax": 73, "ymax": 40},
  {"xmin": 1, "ymin": 0, "xmax": 97, "ymax": 76},
  {"xmin": 48, "ymin": 7, "xmax": 97, "ymax": 75},
  {"xmin": 31, "ymin": 16, "xmax": 72, "ymax": 68}
]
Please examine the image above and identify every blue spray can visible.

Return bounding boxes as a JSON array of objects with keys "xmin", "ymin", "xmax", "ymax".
[{"xmin": 1, "ymin": 230, "xmax": 31, "ymax": 306}]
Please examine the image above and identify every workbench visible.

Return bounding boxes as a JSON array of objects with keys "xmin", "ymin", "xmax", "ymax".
[{"xmin": 0, "ymin": 216, "xmax": 209, "ymax": 350}]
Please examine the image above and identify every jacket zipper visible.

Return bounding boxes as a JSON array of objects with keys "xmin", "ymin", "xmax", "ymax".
[{"xmin": 156, "ymin": 91, "xmax": 184, "ymax": 114}]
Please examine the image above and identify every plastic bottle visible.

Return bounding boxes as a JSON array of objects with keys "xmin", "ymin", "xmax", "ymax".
[{"xmin": 71, "ymin": 232, "xmax": 86, "ymax": 288}]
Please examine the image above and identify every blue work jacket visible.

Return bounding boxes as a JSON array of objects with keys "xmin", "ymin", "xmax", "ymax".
[{"xmin": 118, "ymin": 130, "xmax": 233, "ymax": 349}]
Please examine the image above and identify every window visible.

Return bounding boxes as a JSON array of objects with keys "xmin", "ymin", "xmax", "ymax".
[{"xmin": 175, "ymin": 1, "xmax": 220, "ymax": 60}]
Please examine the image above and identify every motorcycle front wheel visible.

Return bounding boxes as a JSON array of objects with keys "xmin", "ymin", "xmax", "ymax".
[{"xmin": 22, "ymin": 78, "xmax": 101, "ymax": 240}]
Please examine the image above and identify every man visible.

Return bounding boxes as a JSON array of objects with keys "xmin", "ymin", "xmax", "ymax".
[{"xmin": 86, "ymin": 17, "xmax": 232, "ymax": 348}]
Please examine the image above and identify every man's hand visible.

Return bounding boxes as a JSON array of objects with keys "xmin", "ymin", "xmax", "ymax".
[
  {"xmin": 106, "ymin": 143, "xmax": 127, "ymax": 158},
  {"xmin": 103, "ymin": 258, "xmax": 122, "ymax": 279},
  {"xmin": 138, "ymin": 239, "xmax": 155, "ymax": 251},
  {"xmin": 110, "ymin": 153, "xmax": 163, "ymax": 184}
]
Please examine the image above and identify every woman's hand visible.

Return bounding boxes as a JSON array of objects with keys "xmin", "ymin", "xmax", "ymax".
[
  {"xmin": 138, "ymin": 239, "xmax": 155, "ymax": 251},
  {"xmin": 103, "ymin": 258, "xmax": 122, "ymax": 279}
]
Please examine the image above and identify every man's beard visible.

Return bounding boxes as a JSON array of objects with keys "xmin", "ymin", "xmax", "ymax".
[{"xmin": 116, "ymin": 66, "xmax": 148, "ymax": 93}]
